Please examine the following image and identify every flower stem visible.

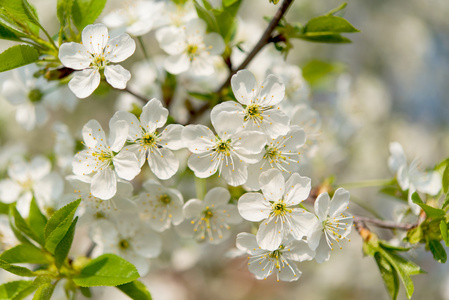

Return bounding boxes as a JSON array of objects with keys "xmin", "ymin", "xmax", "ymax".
[{"xmin": 195, "ymin": 177, "xmax": 206, "ymax": 200}]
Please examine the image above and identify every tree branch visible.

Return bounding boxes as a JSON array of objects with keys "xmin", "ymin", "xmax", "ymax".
[
  {"xmin": 122, "ymin": 87, "xmax": 148, "ymax": 103},
  {"xmin": 353, "ymin": 216, "xmax": 417, "ymax": 231},
  {"xmin": 186, "ymin": 0, "xmax": 295, "ymax": 124}
]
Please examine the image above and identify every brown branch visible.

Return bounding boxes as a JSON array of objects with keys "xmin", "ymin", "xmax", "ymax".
[
  {"xmin": 186, "ymin": 0, "xmax": 295, "ymax": 124},
  {"xmin": 122, "ymin": 86, "xmax": 148, "ymax": 103},
  {"xmin": 353, "ymin": 216, "xmax": 417, "ymax": 231}
]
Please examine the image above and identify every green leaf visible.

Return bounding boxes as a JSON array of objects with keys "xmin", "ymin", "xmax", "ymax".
[
  {"xmin": 0, "ymin": 45, "xmax": 39, "ymax": 72},
  {"xmin": 73, "ymin": 254, "xmax": 140, "ymax": 287},
  {"xmin": 0, "ymin": 21, "xmax": 22, "ymax": 41},
  {"xmin": 0, "ymin": 202, "xmax": 9, "ymax": 215},
  {"xmin": 212, "ymin": 0, "xmax": 241, "ymax": 42},
  {"xmin": 0, "ymin": 281, "xmax": 33, "ymax": 300},
  {"xmin": 44, "ymin": 199, "xmax": 80, "ymax": 253},
  {"xmin": 443, "ymin": 164, "xmax": 449, "ymax": 193},
  {"xmin": 379, "ymin": 241, "xmax": 410, "ymax": 252},
  {"xmin": 0, "ymin": 259, "xmax": 36, "ymax": 277},
  {"xmin": 297, "ymin": 34, "xmax": 352, "ymax": 43},
  {"xmin": 0, "ymin": 244, "xmax": 49, "ymax": 264},
  {"xmin": 80, "ymin": 287, "xmax": 91, "ymax": 298},
  {"xmin": 442, "ymin": 194, "xmax": 449, "ymax": 210},
  {"xmin": 304, "ymin": 16, "xmax": 359, "ymax": 34},
  {"xmin": 411, "ymin": 192, "xmax": 445, "ymax": 219},
  {"xmin": 440, "ymin": 220, "xmax": 449, "ymax": 247},
  {"xmin": 11, "ymin": 206, "xmax": 44, "ymax": 245},
  {"xmin": 57, "ymin": 0, "xmax": 73, "ymax": 26},
  {"xmin": 406, "ymin": 226, "xmax": 423, "ymax": 244},
  {"xmin": 28, "ymin": 198, "xmax": 47, "ymax": 244},
  {"xmin": 223, "ymin": 0, "xmax": 239, "ymax": 6},
  {"xmin": 72, "ymin": 0, "xmax": 107, "ymax": 31},
  {"xmin": 32, "ymin": 283, "xmax": 54, "ymax": 300},
  {"xmin": 117, "ymin": 281, "xmax": 152, "ymax": 300},
  {"xmin": 194, "ymin": 0, "xmax": 219, "ymax": 33},
  {"xmin": 0, "ymin": 0, "xmax": 40, "ymax": 36},
  {"xmin": 374, "ymin": 253, "xmax": 399, "ymax": 300},
  {"xmin": 55, "ymin": 216, "xmax": 78, "ymax": 269},
  {"xmin": 428, "ymin": 239, "xmax": 447, "ymax": 263}
]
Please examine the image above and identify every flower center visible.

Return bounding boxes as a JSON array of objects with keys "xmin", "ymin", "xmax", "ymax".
[
  {"xmin": 271, "ymin": 200, "xmax": 290, "ymax": 217},
  {"xmin": 92, "ymin": 54, "xmax": 107, "ymax": 68},
  {"xmin": 186, "ymin": 44, "xmax": 199, "ymax": 59},
  {"xmin": 93, "ymin": 150, "xmax": 113, "ymax": 162},
  {"xmin": 142, "ymin": 132, "xmax": 157, "ymax": 147},
  {"xmin": 215, "ymin": 140, "xmax": 231, "ymax": 154},
  {"xmin": 244, "ymin": 104, "xmax": 263, "ymax": 122},
  {"xmin": 28, "ymin": 88, "xmax": 43, "ymax": 103},
  {"xmin": 119, "ymin": 239, "xmax": 130, "ymax": 250},
  {"xmin": 159, "ymin": 194, "xmax": 171, "ymax": 204},
  {"xmin": 203, "ymin": 207, "xmax": 214, "ymax": 219}
]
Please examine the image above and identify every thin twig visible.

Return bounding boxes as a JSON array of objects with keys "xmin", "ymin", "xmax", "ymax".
[
  {"xmin": 353, "ymin": 216, "xmax": 417, "ymax": 231},
  {"xmin": 186, "ymin": 0, "xmax": 295, "ymax": 124},
  {"xmin": 123, "ymin": 86, "xmax": 148, "ymax": 103}
]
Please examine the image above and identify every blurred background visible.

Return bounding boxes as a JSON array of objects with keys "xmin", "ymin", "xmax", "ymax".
[{"xmin": 0, "ymin": 0, "xmax": 448, "ymax": 299}]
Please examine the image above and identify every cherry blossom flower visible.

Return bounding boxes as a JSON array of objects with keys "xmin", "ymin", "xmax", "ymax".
[
  {"xmin": 72, "ymin": 119, "xmax": 140, "ymax": 200},
  {"xmin": 388, "ymin": 142, "xmax": 442, "ymax": 214},
  {"xmin": 103, "ymin": 0, "xmax": 165, "ymax": 36},
  {"xmin": 59, "ymin": 23, "xmax": 136, "ymax": 98},
  {"xmin": 238, "ymin": 169, "xmax": 315, "ymax": 251},
  {"xmin": 182, "ymin": 111, "xmax": 266, "ymax": 186},
  {"xmin": 156, "ymin": 18, "xmax": 225, "ymax": 76},
  {"xmin": 179, "ymin": 187, "xmax": 241, "ymax": 244},
  {"xmin": 91, "ymin": 213, "xmax": 161, "ymax": 276},
  {"xmin": 308, "ymin": 188, "xmax": 353, "ymax": 263},
  {"xmin": 236, "ymin": 233, "xmax": 314, "ymax": 282},
  {"xmin": 111, "ymin": 98, "xmax": 183, "ymax": 180},
  {"xmin": 246, "ymin": 126, "xmax": 306, "ymax": 190},
  {"xmin": 0, "ymin": 156, "xmax": 63, "ymax": 217},
  {"xmin": 211, "ymin": 69, "xmax": 290, "ymax": 139},
  {"xmin": 136, "ymin": 180, "xmax": 184, "ymax": 232}
]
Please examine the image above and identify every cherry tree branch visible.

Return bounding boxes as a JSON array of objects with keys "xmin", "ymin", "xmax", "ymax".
[
  {"xmin": 353, "ymin": 216, "xmax": 417, "ymax": 231},
  {"xmin": 123, "ymin": 86, "xmax": 149, "ymax": 103},
  {"xmin": 186, "ymin": 0, "xmax": 295, "ymax": 124}
]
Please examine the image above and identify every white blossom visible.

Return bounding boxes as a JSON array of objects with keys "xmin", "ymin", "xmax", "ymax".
[
  {"xmin": 246, "ymin": 126, "xmax": 306, "ymax": 190},
  {"xmin": 136, "ymin": 180, "xmax": 184, "ymax": 232},
  {"xmin": 238, "ymin": 169, "xmax": 315, "ymax": 251},
  {"xmin": 236, "ymin": 233, "xmax": 314, "ymax": 282},
  {"xmin": 388, "ymin": 142, "xmax": 442, "ymax": 215},
  {"xmin": 308, "ymin": 188, "xmax": 353, "ymax": 263},
  {"xmin": 59, "ymin": 23, "xmax": 136, "ymax": 98},
  {"xmin": 91, "ymin": 213, "xmax": 161, "ymax": 276},
  {"xmin": 72, "ymin": 119, "xmax": 140, "ymax": 200},
  {"xmin": 211, "ymin": 69, "xmax": 290, "ymax": 139},
  {"xmin": 156, "ymin": 19, "xmax": 225, "ymax": 76},
  {"xmin": 179, "ymin": 187, "xmax": 241, "ymax": 244},
  {"xmin": 182, "ymin": 111, "xmax": 266, "ymax": 186},
  {"xmin": 111, "ymin": 98, "xmax": 183, "ymax": 180}
]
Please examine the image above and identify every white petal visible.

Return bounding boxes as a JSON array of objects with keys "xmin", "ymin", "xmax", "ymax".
[
  {"xmin": 288, "ymin": 209, "xmax": 316, "ymax": 240},
  {"xmin": 231, "ymin": 69, "xmax": 258, "ymax": 105},
  {"xmin": 113, "ymin": 151, "xmax": 141, "ymax": 180},
  {"xmin": 72, "ymin": 150, "xmax": 98, "ymax": 176},
  {"xmin": 257, "ymin": 216, "xmax": 284, "ymax": 251},
  {"xmin": 259, "ymin": 109, "xmax": 290, "ymax": 139},
  {"xmin": 148, "ymin": 148, "xmax": 179, "ymax": 180},
  {"xmin": 91, "ymin": 168, "xmax": 117, "ymax": 200},
  {"xmin": 236, "ymin": 232, "xmax": 261, "ymax": 255},
  {"xmin": 204, "ymin": 32, "xmax": 225, "ymax": 55},
  {"xmin": 82, "ymin": 23, "xmax": 109, "ymax": 55},
  {"xmin": 232, "ymin": 131, "xmax": 266, "ymax": 156},
  {"xmin": 397, "ymin": 165, "xmax": 410, "ymax": 191},
  {"xmin": 183, "ymin": 199, "xmax": 203, "ymax": 219},
  {"xmin": 2, "ymin": 79, "xmax": 26, "ymax": 105},
  {"xmin": 238, "ymin": 192, "xmax": 270, "ymax": 222},
  {"xmin": 210, "ymin": 101, "xmax": 243, "ymax": 131},
  {"xmin": 314, "ymin": 235, "xmax": 331, "ymax": 263},
  {"xmin": 258, "ymin": 74, "xmax": 285, "ymax": 106},
  {"xmin": 132, "ymin": 229, "xmax": 161, "ymax": 258},
  {"xmin": 123, "ymin": 144, "xmax": 146, "ymax": 167},
  {"xmin": 187, "ymin": 152, "xmax": 218, "ymax": 178},
  {"xmin": 164, "ymin": 53, "xmax": 190, "ymax": 74},
  {"xmin": 34, "ymin": 173, "xmax": 63, "ymax": 205},
  {"xmin": 278, "ymin": 259, "xmax": 302, "ymax": 282},
  {"xmin": 414, "ymin": 171, "xmax": 442, "ymax": 196},
  {"xmin": 329, "ymin": 188, "xmax": 350, "ymax": 217},
  {"xmin": 259, "ymin": 169, "xmax": 285, "ymax": 201},
  {"xmin": 108, "ymin": 119, "xmax": 129, "ymax": 152},
  {"xmin": 281, "ymin": 126, "xmax": 306, "ymax": 152},
  {"xmin": 388, "ymin": 142, "xmax": 406, "ymax": 173},
  {"xmin": 204, "ymin": 187, "xmax": 230, "ymax": 207},
  {"xmin": 220, "ymin": 154, "xmax": 248, "ymax": 186},
  {"xmin": 0, "ymin": 179, "xmax": 22, "ymax": 203},
  {"xmin": 191, "ymin": 56, "xmax": 214, "ymax": 76},
  {"xmin": 68, "ymin": 69, "xmax": 101, "ymax": 98},
  {"xmin": 15, "ymin": 103, "xmax": 37, "ymax": 131},
  {"xmin": 104, "ymin": 34, "xmax": 136, "ymax": 63},
  {"xmin": 182, "ymin": 125, "xmax": 215, "ymax": 153},
  {"xmin": 140, "ymin": 98, "xmax": 168, "ymax": 132},
  {"xmin": 284, "ymin": 173, "xmax": 311, "ymax": 206},
  {"xmin": 29, "ymin": 156, "xmax": 51, "ymax": 180},
  {"xmin": 185, "ymin": 19, "xmax": 207, "ymax": 36},
  {"xmin": 82, "ymin": 119, "xmax": 106, "ymax": 148},
  {"xmin": 156, "ymin": 26, "xmax": 185, "ymax": 55},
  {"xmin": 213, "ymin": 111, "xmax": 244, "ymax": 140},
  {"xmin": 159, "ymin": 124, "xmax": 184, "ymax": 150},
  {"xmin": 314, "ymin": 192, "xmax": 330, "ymax": 221},
  {"xmin": 110, "ymin": 111, "xmax": 141, "ymax": 141},
  {"xmin": 307, "ymin": 221, "xmax": 323, "ymax": 251},
  {"xmin": 58, "ymin": 42, "xmax": 92, "ymax": 70},
  {"xmin": 104, "ymin": 65, "xmax": 131, "ymax": 89}
]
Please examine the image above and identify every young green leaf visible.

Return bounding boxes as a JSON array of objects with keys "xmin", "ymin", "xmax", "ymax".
[
  {"xmin": 194, "ymin": 0, "xmax": 219, "ymax": 33},
  {"xmin": 54, "ymin": 216, "xmax": 78, "ymax": 269},
  {"xmin": 117, "ymin": 281, "xmax": 153, "ymax": 300},
  {"xmin": 28, "ymin": 198, "xmax": 47, "ymax": 244},
  {"xmin": 73, "ymin": 254, "xmax": 140, "ymax": 287},
  {"xmin": 0, "ymin": 0, "xmax": 40, "ymax": 35},
  {"xmin": 443, "ymin": 164, "xmax": 449, "ymax": 193},
  {"xmin": 0, "ymin": 259, "xmax": 36, "ymax": 277},
  {"xmin": 32, "ymin": 283, "xmax": 54, "ymax": 300},
  {"xmin": 304, "ymin": 16, "xmax": 359, "ymax": 34},
  {"xmin": 0, "ymin": 22, "xmax": 23, "ymax": 41},
  {"xmin": 44, "ymin": 199, "xmax": 80, "ymax": 254},
  {"xmin": 0, "ymin": 281, "xmax": 34, "ymax": 300},
  {"xmin": 0, "ymin": 45, "xmax": 39, "ymax": 72},
  {"xmin": 10, "ymin": 206, "xmax": 44, "ymax": 246},
  {"xmin": 71, "ymin": 0, "xmax": 107, "ymax": 31},
  {"xmin": 428, "ymin": 239, "xmax": 447, "ymax": 263},
  {"xmin": 374, "ymin": 253, "xmax": 399, "ymax": 300},
  {"xmin": 440, "ymin": 220, "xmax": 449, "ymax": 247},
  {"xmin": 0, "ymin": 244, "xmax": 49, "ymax": 264},
  {"xmin": 411, "ymin": 192, "xmax": 445, "ymax": 219}
]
